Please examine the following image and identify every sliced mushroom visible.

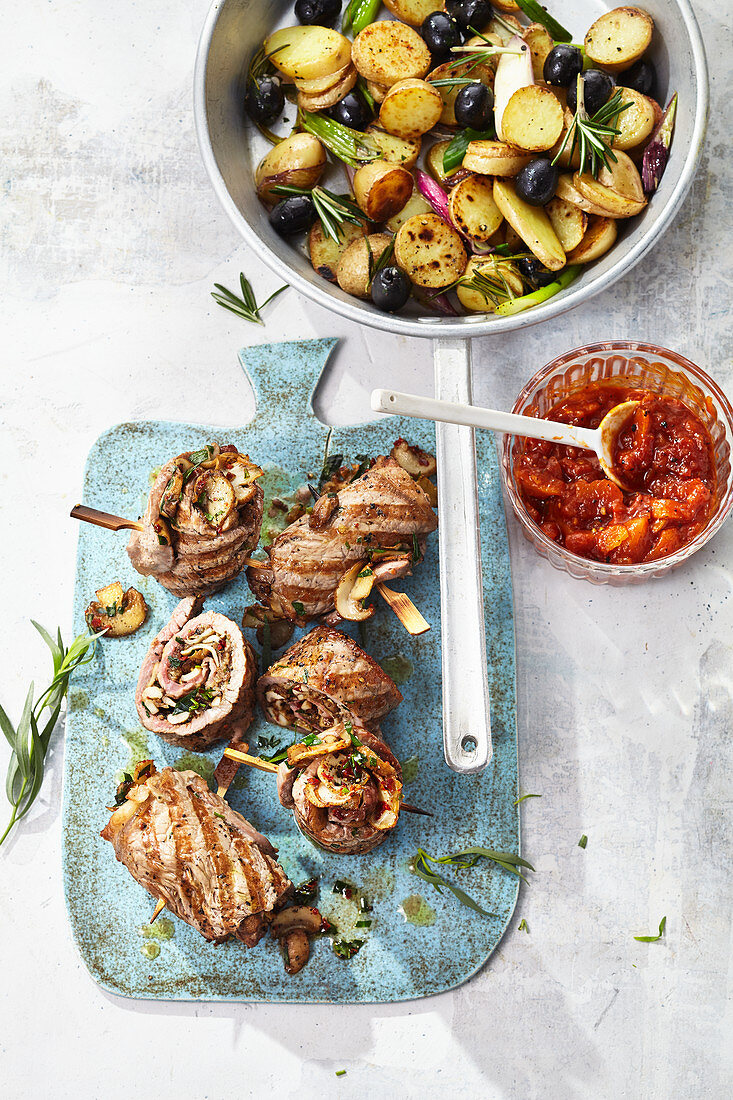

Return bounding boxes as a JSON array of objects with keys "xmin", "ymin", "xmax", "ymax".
[
  {"xmin": 193, "ymin": 471, "xmax": 236, "ymax": 528},
  {"xmin": 282, "ymin": 929, "xmax": 310, "ymax": 975},
  {"xmin": 391, "ymin": 438, "xmax": 437, "ymax": 478},
  {"xmin": 287, "ymin": 729, "xmax": 351, "ymax": 766},
  {"xmin": 86, "ymin": 583, "xmax": 148, "ymax": 637},
  {"xmin": 225, "ymin": 455, "xmax": 265, "ymax": 504},
  {"xmin": 417, "ymin": 475, "xmax": 438, "ymax": 507},
  {"xmin": 335, "ymin": 563, "xmax": 375, "ymax": 622},
  {"xmin": 256, "ymin": 619, "xmax": 295, "ymax": 650},
  {"xmin": 152, "ymin": 515, "xmax": 173, "ymax": 547},
  {"xmin": 308, "ymin": 492, "xmax": 338, "ymax": 531},
  {"xmin": 270, "ymin": 905, "xmax": 325, "ymax": 976},
  {"xmin": 159, "ymin": 466, "xmax": 184, "ymax": 518}
]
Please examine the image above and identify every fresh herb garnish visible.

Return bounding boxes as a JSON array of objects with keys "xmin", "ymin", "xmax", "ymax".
[
  {"xmin": 518, "ymin": 918, "xmax": 529, "ymax": 933},
  {"xmin": 293, "ymin": 878, "xmax": 319, "ymax": 906},
  {"xmin": 292, "ymin": 600, "xmax": 306, "ymax": 618},
  {"xmin": 333, "ymin": 937, "xmax": 365, "ymax": 960},
  {"xmin": 511, "ymin": 0, "xmax": 572, "ymax": 41},
  {"xmin": 578, "ymin": 834, "xmax": 588, "ymax": 849},
  {"xmin": 634, "ymin": 916, "xmax": 666, "ymax": 943},
  {"xmin": 301, "ymin": 733, "xmax": 322, "ymax": 746},
  {"xmin": 355, "ymin": 918, "xmax": 372, "ymax": 928},
  {"xmin": 442, "ymin": 125, "xmax": 495, "ymax": 174},
  {"xmin": 367, "ymin": 238, "xmax": 395, "ymax": 289},
  {"xmin": 272, "ymin": 184, "xmax": 369, "ymax": 245},
  {"xmin": 411, "ymin": 846, "xmax": 535, "ymax": 915},
  {"xmin": 335, "ymin": 1069, "xmax": 347, "ymax": 1077},
  {"xmin": 1, "ymin": 624, "xmax": 101, "ymax": 846},
  {"xmin": 342, "ymin": 0, "xmax": 380, "ymax": 36},
  {"xmin": 299, "ymin": 109, "xmax": 379, "ymax": 168},
  {"xmin": 552, "ymin": 78, "xmax": 632, "ymax": 178},
  {"xmin": 213, "ymin": 811, "xmax": 225, "ymax": 820},
  {"xmin": 168, "ymin": 687, "xmax": 214, "ymax": 716},
  {"xmin": 211, "ymin": 272, "xmax": 288, "ymax": 326},
  {"xmin": 514, "ymin": 793, "xmax": 541, "ymax": 805},
  {"xmin": 410, "ymin": 849, "xmax": 497, "ymax": 917},
  {"xmin": 412, "ymin": 533, "xmax": 420, "ymax": 563}
]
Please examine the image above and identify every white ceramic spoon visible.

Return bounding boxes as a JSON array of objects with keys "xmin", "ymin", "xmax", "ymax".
[{"xmin": 371, "ymin": 388, "xmax": 640, "ymax": 491}]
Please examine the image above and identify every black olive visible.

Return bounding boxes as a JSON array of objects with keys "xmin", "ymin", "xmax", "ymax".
[
  {"xmin": 371, "ymin": 266, "xmax": 412, "ymax": 312},
  {"xmin": 517, "ymin": 257, "xmax": 557, "ymax": 289},
  {"xmin": 622, "ymin": 58, "xmax": 656, "ymax": 98},
  {"xmin": 294, "ymin": 0, "xmax": 341, "ymax": 27},
  {"xmin": 515, "ymin": 157, "xmax": 559, "ymax": 207},
  {"xmin": 244, "ymin": 77, "xmax": 284, "ymax": 125},
  {"xmin": 543, "ymin": 44, "xmax": 584, "ymax": 88},
  {"xmin": 269, "ymin": 195, "xmax": 316, "ymax": 236},
  {"xmin": 445, "ymin": 0, "xmax": 493, "ymax": 33},
  {"xmin": 454, "ymin": 82, "xmax": 494, "ymax": 130},
  {"xmin": 328, "ymin": 92, "xmax": 371, "ymax": 131},
  {"xmin": 420, "ymin": 12, "xmax": 462, "ymax": 60},
  {"xmin": 567, "ymin": 69, "xmax": 616, "ymax": 115}
]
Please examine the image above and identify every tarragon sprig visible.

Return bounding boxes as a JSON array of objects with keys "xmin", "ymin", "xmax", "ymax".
[
  {"xmin": 211, "ymin": 272, "xmax": 288, "ymax": 326},
  {"xmin": 553, "ymin": 77, "xmax": 632, "ymax": 178},
  {"xmin": 272, "ymin": 184, "xmax": 369, "ymax": 244},
  {"xmin": 1, "ymin": 624, "xmax": 101, "ymax": 846},
  {"xmin": 410, "ymin": 846, "xmax": 535, "ymax": 916}
]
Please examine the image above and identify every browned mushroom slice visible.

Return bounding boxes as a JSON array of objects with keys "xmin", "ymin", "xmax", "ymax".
[
  {"xmin": 287, "ymin": 728, "xmax": 352, "ymax": 766},
  {"xmin": 390, "ymin": 438, "xmax": 437, "ymax": 478},
  {"xmin": 193, "ymin": 470, "xmax": 236, "ymax": 528},
  {"xmin": 86, "ymin": 582, "xmax": 148, "ymax": 637},
  {"xmin": 335, "ymin": 563, "xmax": 375, "ymax": 622},
  {"xmin": 309, "ymin": 492, "xmax": 338, "ymax": 531},
  {"xmin": 270, "ymin": 905, "xmax": 325, "ymax": 976}
]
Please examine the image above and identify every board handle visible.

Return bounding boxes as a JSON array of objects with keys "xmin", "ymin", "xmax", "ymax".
[{"xmin": 433, "ymin": 337, "xmax": 492, "ymax": 775}]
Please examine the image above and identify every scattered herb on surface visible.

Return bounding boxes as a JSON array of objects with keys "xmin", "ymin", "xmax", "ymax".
[
  {"xmin": 211, "ymin": 272, "xmax": 288, "ymax": 326},
  {"xmin": 292, "ymin": 601, "xmax": 306, "ymax": 618},
  {"xmin": 578, "ymin": 834, "xmax": 588, "ymax": 849},
  {"xmin": 410, "ymin": 846, "xmax": 535, "ymax": 915},
  {"xmin": 518, "ymin": 918, "xmax": 529, "ymax": 933},
  {"xmin": 634, "ymin": 916, "xmax": 666, "ymax": 943},
  {"xmin": 514, "ymin": 793, "xmax": 541, "ymax": 806},
  {"xmin": 293, "ymin": 878, "xmax": 319, "ymax": 906},
  {"xmin": 410, "ymin": 849, "xmax": 497, "ymax": 917},
  {"xmin": 335, "ymin": 1069, "xmax": 347, "ymax": 1078},
  {"xmin": 1, "ymin": 624, "xmax": 101, "ymax": 846},
  {"xmin": 333, "ymin": 938, "xmax": 365, "ymax": 960}
]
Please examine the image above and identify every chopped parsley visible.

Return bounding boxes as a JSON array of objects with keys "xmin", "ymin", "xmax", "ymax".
[
  {"xmin": 578, "ymin": 834, "xmax": 588, "ymax": 849},
  {"xmin": 292, "ymin": 600, "xmax": 306, "ymax": 617},
  {"xmin": 333, "ymin": 938, "xmax": 364, "ymax": 960}
]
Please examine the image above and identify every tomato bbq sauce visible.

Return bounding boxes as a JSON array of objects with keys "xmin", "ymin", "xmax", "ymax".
[{"xmin": 514, "ymin": 383, "xmax": 716, "ymax": 564}]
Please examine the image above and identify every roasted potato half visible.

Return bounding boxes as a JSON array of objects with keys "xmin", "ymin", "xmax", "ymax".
[
  {"xmin": 353, "ymin": 160, "xmax": 413, "ymax": 222},
  {"xmin": 385, "ymin": 187, "xmax": 433, "ymax": 232},
  {"xmin": 255, "ymin": 134, "xmax": 326, "ymax": 203},
  {"xmin": 365, "ymin": 124, "xmax": 421, "ymax": 168},
  {"xmin": 86, "ymin": 582, "xmax": 148, "ymax": 637},
  {"xmin": 575, "ymin": 151, "xmax": 646, "ymax": 217},
  {"xmin": 584, "ymin": 7, "xmax": 654, "ymax": 73},
  {"xmin": 545, "ymin": 197, "xmax": 588, "ymax": 252},
  {"xmin": 309, "ymin": 220, "xmax": 367, "ymax": 282},
  {"xmin": 294, "ymin": 62, "xmax": 352, "ymax": 96},
  {"xmin": 379, "ymin": 79, "xmax": 443, "ymax": 140},
  {"xmin": 336, "ymin": 233, "xmax": 393, "ymax": 298},
  {"xmin": 383, "ymin": 0, "xmax": 445, "ymax": 26},
  {"xmin": 456, "ymin": 256, "xmax": 524, "ymax": 313},
  {"xmin": 463, "ymin": 139, "xmax": 533, "ymax": 178},
  {"xmin": 555, "ymin": 173, "xmax": 616, "ymax": 217},
  {"xmin": 449, "ymin": 175, "xmax": 503, "ymax": 243},
  {"xmin": 567, "ymin": 216, "xmax": 619, "ymax": 263},
  {"xmin": 612, "ymin": 87, "xmax": 658, "ymax": 150},
  {"xmin": 366, "ymin": 79, "xmax": 389, "ymax": 104},
  {"xmin": 523, "ymin": 23, "xmax": 554, "ymax": 81},
  {"xmin": 266, "ymin": 26, "xmax": 352, "ymax": 82},
  {"xmin": 351, "ymin": 21, "xmax": 432, "ymax": 86},
  {"xmin": 297, "ymin": 66, "xmax": 357, "ymax": 110},
  {"xmin": 493, "ymin": 179, "xmax": 566, "ymax": 271},
  {"xmin": 394, "ymin": 213, "xmax": 467, "ymax": 288},
  {"xmin": 501, "ymin": 86, "xmax": 565, "ymax": 152}
]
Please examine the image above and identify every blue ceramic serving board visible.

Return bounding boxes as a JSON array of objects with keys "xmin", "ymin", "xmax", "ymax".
[{"xmin": 63, "ymin": 338, "xmax": 519, "ymax": 1002}]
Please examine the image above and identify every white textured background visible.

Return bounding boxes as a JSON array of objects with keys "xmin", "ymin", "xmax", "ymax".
[{"xmin": 1, "ymin": 2, "xmax": 731, "ymax": 1098}]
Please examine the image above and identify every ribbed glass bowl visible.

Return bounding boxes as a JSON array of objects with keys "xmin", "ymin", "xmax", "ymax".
[{"xmin": 500, "ymin": 342, "xmax": 733, "ymax": 585}]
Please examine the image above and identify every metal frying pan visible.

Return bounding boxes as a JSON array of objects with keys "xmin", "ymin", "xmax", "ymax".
[{"xmin": 193, "ymin": 0, "xmax": 708, "ymax": 774}]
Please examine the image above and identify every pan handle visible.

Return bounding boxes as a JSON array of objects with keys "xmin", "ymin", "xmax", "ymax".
[{"xmin": 433, "ymin": 336, "xmax": 492, "ymax": 774}]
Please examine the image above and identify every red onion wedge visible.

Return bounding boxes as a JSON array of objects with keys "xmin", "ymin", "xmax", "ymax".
[
  {"xmin": 642, "ymin": 93, "xmax": 677, "ymax": 194},
  {"xmin": 415, "ymin": 169, "xmax": 452, "ymax": 224}
]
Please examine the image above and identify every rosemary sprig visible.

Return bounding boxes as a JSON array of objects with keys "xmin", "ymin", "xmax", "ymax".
[
  {"xmin": 211, "ymin": 272, "xmax": 288, "ymax": 326},
  {"xmin": 552, "ymin": 77, "xmax": 632, "ymax": 178},
  {"xmin": 272, "ymin": 184, "xmax": 369, "ymax": 244},
  {"xmin": 410, "ymin": 846, "xmax": 535, "ymax": 916},
  {"xmin": 298, "ymin": 109, "xmax": 379, "ymax": 168},
  {"xmin": 1, "ymin": 624, "xmax": 101, "ymax": 846}
]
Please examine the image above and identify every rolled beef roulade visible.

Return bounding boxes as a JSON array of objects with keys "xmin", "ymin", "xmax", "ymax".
[
  {"xmin": 258, "ymin": 625, "xmax": 402, "ymax": 734},
  {"xmin": 247, "ymin": 456, "xmax": 437, "ymax": 623},
  {"xmin": 102, "ymin": 762, "xmax": 292, "ymax": 947},
  {"xmin": 277, "ymin": 721, "xmax": 403, "ymax": 855},
  {"xmin": 128, "ymin": 443, "xmax": 264, "ymax": 598},
  {"xmin": 135, "ymin": 597, "xmax": 256, "ymax": 751}
]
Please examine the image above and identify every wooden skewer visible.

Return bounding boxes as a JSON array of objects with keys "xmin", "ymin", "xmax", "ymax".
[
  {"xmin": 376, "ymin": 583, "xmax": 430, "ymax": 636},
  {"xmin": 70, "ymin": 504, "xmax": 143, "ymax": 532}
]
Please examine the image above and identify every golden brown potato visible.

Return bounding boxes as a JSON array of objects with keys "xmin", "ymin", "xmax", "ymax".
[
  {"xmin": 379, "ymin": 79, "xmax": 443, "ymax": 139},
  {"xmin": 294, "ymin": 61, "xmax": 353, "ymax": 95},
  {"xmin": 383, "ymin": 0, "xmax": 445, "ymax": 26},
  {"xmin": 308, "ymin": 220, "xmax": 367, "ymax": 282},
  {"xmin": 574, "ymin": 151, "xmax": 646, "ymax": 217},
  {"xmin": 584, "ymin": 7, "xmax": 654, "ymax": 73},
  {"xmin": 555, "ymin": 173, "xmax": 616, "ymax": 217},
  {"xmin": 492, "ymin": 179, "xmax": 566, "ymax": 270},
  {"xmin": 365, "ymin": 124, "xmax": 421, "ymax": 168},
  {"xmin": 491, "ymin": 0, "xmax": 520, "ymax": 11},
  {"xmin": 462, "ymin": 140, "xmax": 533, "ymax": 178},
  {"xmin": 353, "ymin": 160, "xmax": 414, "ymax": 221},
  {"xmin": 297, "ymin": 66, "xmax": 357, "ymax": 110},
  {"xmin": 385, "ymin": 187, "xmax": 433, "ymax": 232},
  {"xmin": 523, "ymin": 23, "xmax": 554, "ymax": 81},
  {"xmin": 456, "ymin": 256, "xmax": 524, "ymax": 312},
  {"xmin": 449, "ymin": 175, "xmax": 503, "ymax": 243},
  {"xmin": 612, "ymin": 87, "xmax": 657, "ymax": 150},
  {"xmin": 86, "ymin": 582, "xmax": 148, "ymax": 637},
  {"xmin": 336, "ymin": 233, "xmax": 393, "ymax": 298},
  {"xmin": 366, "ymin": 79, "xmax": 390, "ymax": 103},
  {"xmin": 395, "ymin": 213, "xmax": 467, "ymax": 288},
  {"xmin": 545, "ymin": 197, "xmax": 588, "ymax": 252},
  {"xmin": 266, "ymin": 26, "xmax": 352, "ymax": 81},
  {"xmin": 567, "ymin": 216, "xmax": 619, "ymax": 263},
  {"xmin": 255, "ymin": 134, "xmax": 326, "ymax": 203},
  {"xmin": 351, "ymin": 21, "xmax": 432, "ymax": 86},
  {"xmin": 501, "ymin": 86, "xmax": 565, "ymax": 152}
]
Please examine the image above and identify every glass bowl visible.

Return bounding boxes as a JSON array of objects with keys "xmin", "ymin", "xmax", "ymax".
[{"xmin": 500, "ymin": 342, "xmax": 733, "ymax": 585}]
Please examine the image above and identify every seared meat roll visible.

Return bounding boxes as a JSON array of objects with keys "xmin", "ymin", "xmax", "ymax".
[
  {"xmin": 258, "ymin": 625, "xmax": 402, "ymax": 734},
  {"xmin": 135, "ymin": 597, "xmax": 256, "ymax": 751},
  {"xmin": 128, "ymin": 443, "xmax": 264, "ymax": 598},
  {"xmin": 277, "ymin": 722, "xmax": 403, "ymax": 855},
  {"xmin": 102, "ymin": 762, "xmax": 292, "ymax": 946},
  {"xmin": 247, "ymin": 457, "xmax": 437, "ymax": 623}
]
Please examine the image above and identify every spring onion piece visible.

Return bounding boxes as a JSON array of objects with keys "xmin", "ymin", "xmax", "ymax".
[
  {"xmin": 298, "ymin": 109, "xmax": 379, "ymax": 168},
  {"xmin": 642, "ymin": 93, "xmax": 677, "ymax": 194},
  {"xmin": 495, "ymin": 265, "xmax": 581, "ymax": 316},
  {"xmin": 634, "ymin": 915, "xmax": 666, "ymax": 942},
  {"xmin": 442, "ymin": 126, "xmax": 495, "ymax": 174},
  {"xmin": 415, "ymin": 169, "xmax": 452, "ymax": 223},
  {"xmin": 578, "ymin": 834, "xmax": 588, "ymax": 848},
  {"xmin": 513, "ymin": 0, "xmax": 572, "ymax": 42},
  {"xmin": 518, "ymin": 918, "xmax": 529, "ymax": 932},
  {"xmin": 342, "ymin": 0, "xmax": 380, "ymax": 36}
]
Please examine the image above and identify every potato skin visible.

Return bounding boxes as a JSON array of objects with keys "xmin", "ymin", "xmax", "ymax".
[
  {"xmin": 555, "ymin": 173, "xmax": 615, "ymax": 217},
  {"xmin": 386, "ymin": 188, "xmax": 433, "ymax": 232},
  {"xmin": 545, "ymin": 197, "xmax": 587, "ymax": 252},
  {"xmin": 379, "ymin": 79, "xmax": 443, "ymax": 140},
  {"xmin": 383, "ymin": 0, "xmax": 445, "ymax": 26},
  {"xmin": 309, "ymin": 220, "xmax": 367, "ymax": 282},
  {"xmin": 297, "ymin": 66, "xmax": 357, "ymax": 110},
  {"xmin": 351, "ymin": 21, "xmax": 432, "ymax": 86},
  {"xmin": 394, "ymin": 213, "xmax": 467, "ymax": 288},
  {"xmin": 365, "ymin": 124, "xmax": 421, "ymax": 168},
  {"xmin": 462, "ymin": 140, "xmax": 532, "ymax": 178},
  {"xmin": 256, "ymin": 134, "xmax": 326, "ymax": 203},
  {"xmin": 492, "ymin": 179, "xmax": 566, "ymax": 271},
  {"xmin": 567, "ymin": 216, "xmax": 618, "ymax": 263},
  {"xmin": 353, "ymin": 160, "xmax": 414, "ymax": 222},
  {"xmin": 336, "ymin": 233, "xmax": 393, "ymax": 298},
  {"xmin": 584, "ymin": 7, "xmax": 654, "ymax": 73}
]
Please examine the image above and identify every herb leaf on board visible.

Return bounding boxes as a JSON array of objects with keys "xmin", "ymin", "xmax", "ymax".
[{"xmin": 634, "ymin": 916, "xmax": 667, "ymax": 942}]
